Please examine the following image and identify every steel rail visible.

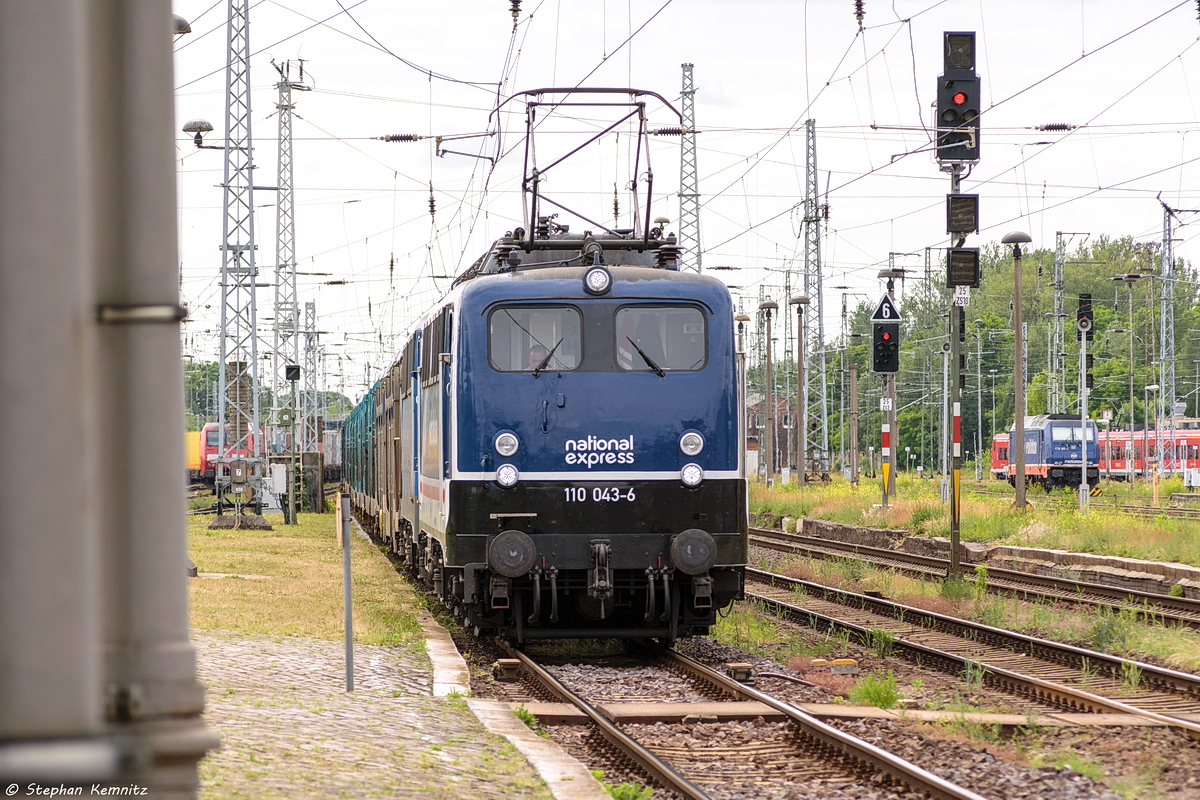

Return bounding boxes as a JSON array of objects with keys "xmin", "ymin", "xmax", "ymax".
[
  {"xmin": 749, "ymin": 527, "xmax": 1200, "ymax": 627},
  {"xmin": 661, "ymin": 649, "xmax": 991, "ymax": 800},
  {"xmin": 498, "ymin": 643, "xmax": 712, "ymax": 800},
  {"xmin": 747, "ymin": 569, "xmax": 1200, "ymax": 739},
  {"xmin": 965, "ymin": 487, "xmax": 1200, "ymax": 519}
]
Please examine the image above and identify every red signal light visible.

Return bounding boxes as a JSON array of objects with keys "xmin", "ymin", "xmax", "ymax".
[
  {"xmin": 953, "ymin": 91, "xmax": 968, "ymax": 105},
  {"xmin": 882, "ymin": 332, "xmax": 891, "ymax": 340}
]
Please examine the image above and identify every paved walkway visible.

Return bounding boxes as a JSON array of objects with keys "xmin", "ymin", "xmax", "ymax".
[{"xmin": 195, "ymin": 632, "xmax": 557, "ymax": 799}]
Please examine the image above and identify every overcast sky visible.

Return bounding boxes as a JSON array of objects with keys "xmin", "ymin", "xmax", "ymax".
[{"xmin": 172, "ymin": 0, "xmax": 1200, "ymax": 400}]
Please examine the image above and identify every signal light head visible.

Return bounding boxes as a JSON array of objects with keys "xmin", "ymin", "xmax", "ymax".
[{"xmin": 953, "ymin": 91, "xmax": 968, "ymax": 105}]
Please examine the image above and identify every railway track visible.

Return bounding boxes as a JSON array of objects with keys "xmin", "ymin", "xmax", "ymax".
[
  {"xmin": 746, "ymin": 568, "xmax": 1200, "ymax": 738},
  {"xmin": 965, "ymin": 486, "xmax": 1200, "ymax": 519},
  {"xmin": 749, "ymin": 526, "xmax": 1200, "ymax": 629},
  {"xmin": 498, "ymin": 641, "xmax": 988, "ymax": 800}
]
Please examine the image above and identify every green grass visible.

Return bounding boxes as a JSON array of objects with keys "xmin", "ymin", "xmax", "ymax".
[
  {"xmin": 751, "ymin": 473, "xmax": 1200, "ymax": 568},
  {"xmin": 188, "ymin": 511, "xmax": 423, "ymax": 646},
  {"xmin": 775, "ymin": 549, "xmax": 1200, "ymax": 671},
  {"xmin": 847, "ymin": 670, "xmax": 901, "ymax": 709},
  {"xmin": 589, "ymin": 772, "xmax": 653, "ymax": 800}
]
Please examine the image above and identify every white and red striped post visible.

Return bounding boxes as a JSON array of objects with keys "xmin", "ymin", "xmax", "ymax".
[{"xmin": 881, "ymin": 417, "xmax": 891, "ymax": 509}]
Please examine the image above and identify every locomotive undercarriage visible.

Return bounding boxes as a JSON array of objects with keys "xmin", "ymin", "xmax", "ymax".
[
  {"xmin": 377, "ymin": 512, "xmax": 742, "ymax": 644},
  {"xmin": 1009, "ymin": 466, "xmax": 1099, "ymax": 491},
  {"xmin": 446, "ymin": 564, "xmax": 741, "ymax": 644}
]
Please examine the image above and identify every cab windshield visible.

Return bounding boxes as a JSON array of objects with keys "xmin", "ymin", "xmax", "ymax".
[{"xmin": 1051, "ymin": 425, "xmax": 1094, "ymax": 442}]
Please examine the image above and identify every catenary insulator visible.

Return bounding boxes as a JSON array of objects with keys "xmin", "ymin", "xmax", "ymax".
[
  {"xmin": 1034, "ymin": 123, "xmax": 1076, "ymax": 132},
  {"xmin": 375, "ymin": 133, "xmax": 421, "ymax": 142}
]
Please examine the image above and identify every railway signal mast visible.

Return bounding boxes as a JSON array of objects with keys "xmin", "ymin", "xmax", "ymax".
[
  {"xmin": 937, "ymin": 31, "xmax": 982, "ymax": 578},
  {"xmin": 870, "ymin": 290, "xmax": 901, "ymax": 509}
]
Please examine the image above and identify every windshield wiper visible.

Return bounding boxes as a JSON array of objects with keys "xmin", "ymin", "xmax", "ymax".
[
  {"xmin": 626, "ymin": 336, "xmax": 665, "ymax": 377},
  {"xmin": 533, "ymin": 338, "xmax": 563, "ymax": 377}
]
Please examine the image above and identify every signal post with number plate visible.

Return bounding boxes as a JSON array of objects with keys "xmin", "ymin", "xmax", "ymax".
[{"xmin": 871, "ymin": 294, "xmax": 901, "ymax": 507}]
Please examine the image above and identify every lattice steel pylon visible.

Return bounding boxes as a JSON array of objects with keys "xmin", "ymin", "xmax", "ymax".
[
  {"xmin": 271, "ymin": 60, "xmax": 310, "ymax": 455},
  {"xmin": 302, "ymin": 300, "xmax": 319, "ymax": 452},
  {"xmin": 677, "ymin": 63, "xmax": 702, "ymax": 272},
  {"xmin": 1161, "ymin": 202, "xmax": 1179, "ymax": 448},
  {"xmin": 216, "ymin": 0, "xmax": 264, "ymax": 511},
  {"xmin": 801, "ymin": 119, "xmax": 828, "ymax": 477},
  {"xmin": 1049, "ymin": 232, "xmax": 1067, "ymax": 414}
]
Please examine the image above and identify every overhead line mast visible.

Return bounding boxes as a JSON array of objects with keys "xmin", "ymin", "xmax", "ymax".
[
  {"xmin": 801, "ymin": 119, "xmax": 829, "ymax": 479},
  {"xmin": 215, "ymin": 0, "xmax": 266, "ymax": 518},
  {"xmin": 678, "ymin": 63, "xmax": 701, "ymax": 273},
  {"xmin": 272, "ymin": 60, "xmax": 310, "ymax": 459}
]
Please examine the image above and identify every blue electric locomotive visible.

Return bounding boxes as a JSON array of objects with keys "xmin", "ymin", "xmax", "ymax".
[
  {"xmin": 1006, "ymin": 413, "xmax": 1099, "ymax": 491},
  {"xmin": 343, "ymin": 88, "xmax": 748, "ymax": 643}
]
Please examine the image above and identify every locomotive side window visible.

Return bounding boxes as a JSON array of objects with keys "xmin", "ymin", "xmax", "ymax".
[
  {"xmin": 615, "ymin": 306, "xmax": 706, "ymax": 372},
  {"xmin": 489, "ymin": 306, "xmax": 581, "ymax": 372}
]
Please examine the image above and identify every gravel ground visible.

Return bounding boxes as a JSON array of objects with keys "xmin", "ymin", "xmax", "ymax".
[{"xmin": 679, "ymin": 635, "xmax": 1200, "ymax": 799}]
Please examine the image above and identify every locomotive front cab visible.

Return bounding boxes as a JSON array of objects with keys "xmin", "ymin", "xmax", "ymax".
[{"xmin": 445, "ymin": 255, "xmax": 747, "ymax": 643}]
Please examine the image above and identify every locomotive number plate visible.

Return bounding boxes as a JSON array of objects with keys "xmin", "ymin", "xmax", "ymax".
[{"xmin": 564, "ymin": 486, "xmax": 637, "ymax": 503}]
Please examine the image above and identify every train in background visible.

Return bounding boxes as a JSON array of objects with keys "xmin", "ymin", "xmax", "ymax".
[
  {"xmin": 189, "ymin": 422, "xmax": 342, "ymax": 484},
  {"xmin": 341, "ymin": 88, "xmax": 748, "ymax": 645},
  {"xmin": 990, "ymin": 417, "xmax": 1200, "ymax": 487}
]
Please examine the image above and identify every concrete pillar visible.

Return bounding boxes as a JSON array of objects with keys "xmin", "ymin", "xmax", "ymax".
[
  {"xmin": 0, "ymin": 1, "xmax": 216, "ymax": 795},
  {"xmin": 0, "ymin": 0, "xmax": 104, "ymax": 746}
]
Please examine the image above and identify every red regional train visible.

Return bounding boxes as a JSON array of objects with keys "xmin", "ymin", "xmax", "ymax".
[
  {"xmin": 991, "ymin": 423, "xmax": 1200, "ymax": 484},
  {"xmin": 198, "ymin": 422, "xmax": 258, "ymax": 483}
]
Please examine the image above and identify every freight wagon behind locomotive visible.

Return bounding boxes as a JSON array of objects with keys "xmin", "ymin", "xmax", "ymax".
[{"xmin": 343, "ymin": 88, "xmax": 748, "ymax": 643}]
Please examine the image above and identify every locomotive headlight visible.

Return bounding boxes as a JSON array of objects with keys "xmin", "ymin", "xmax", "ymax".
[
  {"xmin": 494, "ymin": 431, "xmax": 520, "ymax": 457},
  {"xmin": 583, "ymin": 265, "xmax": 612, "ymax": 295},
  {"xmin": 679, "ymin": 431, "xmax": 704, "ymax": 457},
  {"xmin": 495, "ymin": 463, "xmax": 520, "ymax": 488},
  {"xmin": 680, "ymin": 463, "xmax": 704, "ymax": 487}
]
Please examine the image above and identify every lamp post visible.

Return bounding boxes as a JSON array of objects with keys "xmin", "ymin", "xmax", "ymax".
[
  {"xmin": 1002, "ymin": 231, "xmax": 1033, "ymax": 512},
  {"xmin": 790, "ymin": 295, "xmax": 810, "ymax": 484},
  {"xmin": 760, "ymin": 300, "xmax": 778, "ymax": 486},
  {"xmin": 1110, "ymin": 273, "xmax": 1142, "ymax": 485}
]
